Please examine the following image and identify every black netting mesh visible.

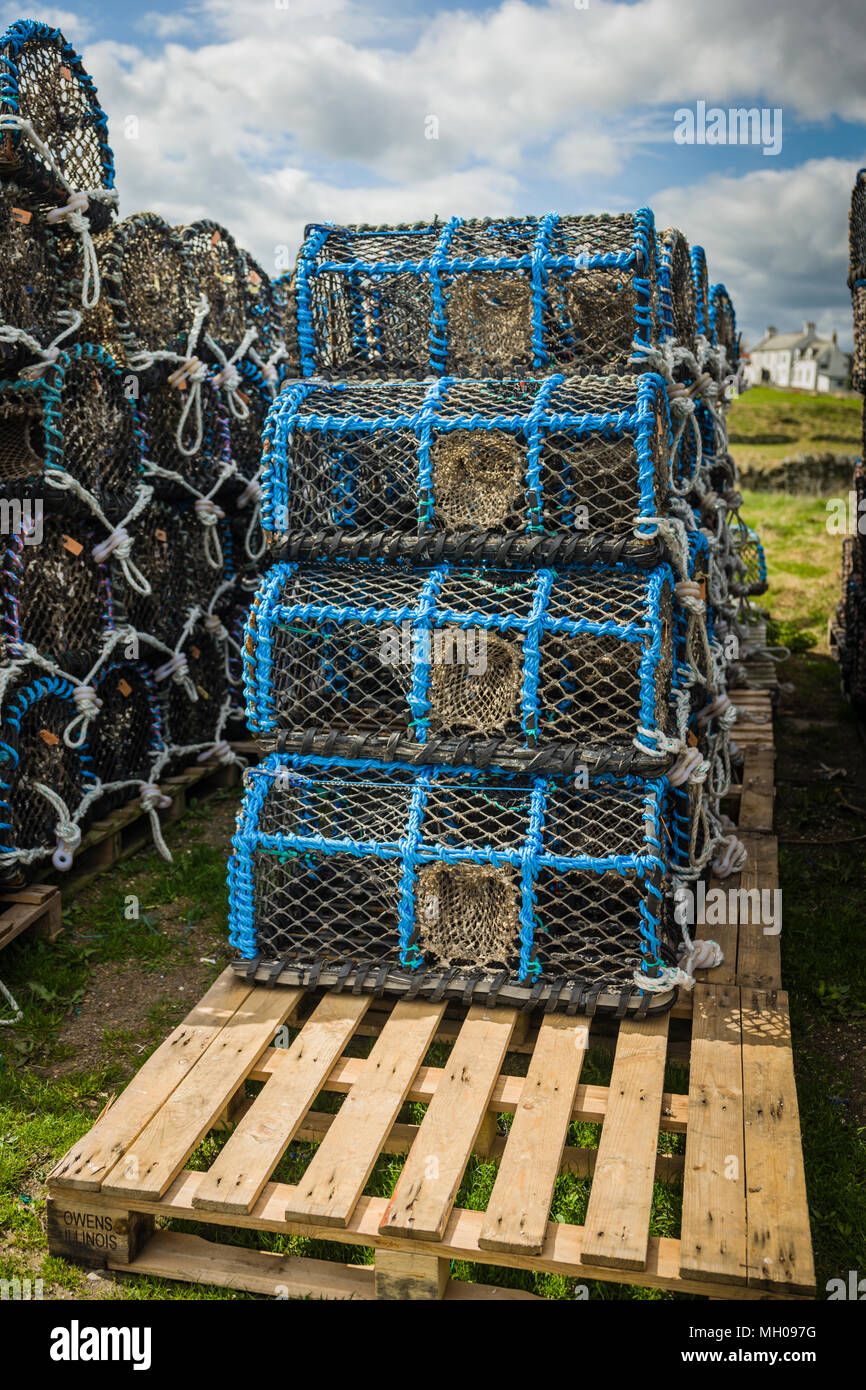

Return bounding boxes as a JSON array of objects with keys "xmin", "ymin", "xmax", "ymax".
[
  {"xmin": 176, "ymin": 219, "xmax": 248, "ymax": 352},
  {"xmin": 231, "ymin": 763, "xmax": 676, "ymax": 1011},
  {"xmin": 709, "ymin": 284, "xmax": 738, "ymax": 366},
  {"xmin": 0, "ymin": 185, "xmax": 67, "ymax": 361},
  {"xmin": 139, "ymin": 366, "xmax": 229, "ymax": 497},
  {"xmin": 295, "ymin": 212, "xmax": 659, "ymax": 379},
  {"xmin": 112, "ymin": 499, "xmax": 225, "ymax": 649},
  {"xmin": 71, "ymin": 213, "xmax": 196, "ymax": 361},
  {"xmin": 249, "ymin": 563, "xmax": 674, "ymax": 767},
  {"xmin": 163, "ymin": 619, "xmax": 228, "ymax": 751},
  {"xmin": 88, "ymin": 661, "xmax": 163, "ymax": 809},
  {"xmin": 0, "ymin": 22, "xmax": 113, "ymax": 222},
  {"xmin": 0, "ymin": 511, "xmax": 115, "ymax": 675}
]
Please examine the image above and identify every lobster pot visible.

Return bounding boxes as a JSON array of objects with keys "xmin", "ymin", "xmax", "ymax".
[
  {"xmin": 850, "ymin": 172, "xmax": 866, "ymax": 391},
  {"xmin": 176, "ymin": 219, "xmax": 248, "ymax": 355},
  {"xmin": 672, "ymin": 398, "xmax": 715, "ymax": 497},
  {"xmin": 841, "ymin": 573, "xmax": 866, "ymax": 717},
  {"xmin": 729, "ymin": 523, "xmax": 768, "ymax": 597},
  {"xmin": 690, "ymin": 245, "xmax": 710, "ymax": 339},
  {"xmin": 0, "ymin": 667, "xmax": 97, "ymax": 882},
  {"xmin": 0, "ymin": 185, "xmax": 68, "ymax": 364},
  {"xmin": 229, "ymin": 757, "xmax": 678, "ymax": 1014},
  {"xmin": 0, "ymin": 509, "xmax": 116, "ymax": 676},
  {"xmin": 66, "ymin": 213, "xmax": 196, "ymax": 364},
  {"xmin": 88, "ymin": 661, "xmax": 165, "ymax": 813},
  {"xmin": 262, "ymin": 374, "xmax": 679, "ymax": 556},
  {"xmin": 709, "ymin": 284, "xmax": 738, "ymax": 368},
  {"xmin": 657, "ymin": 228, "xmax": 697, "ymax": 352},
  {"xmin": 294, "ymin": 211, "xmax": 659, "ymax": 379},
  {"xmin": 238, "ymin": 247, "xmax": 283, "ymax": 361},
  {"xmin": 272, "ymin": 271, "xmax": 300, "ymax": 375},
  {"xmin": 139, "ymin": 365, "xmax": 229, "ymax": 499},
  {"xmin": 852, "ymin": 281, "xmax": 866, "ymax": 394},
  {"xmin": 113, "ymin": 499, "xmax": 229, "ymax": 651},
  {"xmin": 246, "ymin": 560, "xmax": 679, "ymax": 771},
  {"xmin": 0, "ymin": 20, "xmax": 114, "ymax": 225},
  {"xmin": 0, "ymin": 344, "xmax": 143, "ymax": 520},
  {"xmin": 162, "ymin": 619, "xmax": 229, "ymax": 756}
]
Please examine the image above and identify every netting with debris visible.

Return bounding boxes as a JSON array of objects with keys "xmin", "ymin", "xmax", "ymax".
[
  {"xmin": 0, "ymin": 508, "xmax": 117, "ymax": 676},
  {"xmin": 0, "ymin": 343, "xmax": 144, "ymax": 521},
  {"xmin": 294, "ymin": 211, "xmax": 661, "ymax": 379},
  {"xmin": 0, "ymin": 184, "xmax": 69, "ymax": 364},
  {"xmin": 228, "ymin": 755, "xmax": 678, "ymax": 1014},
  {"xmin": 86, "ymin": 661, "xmax": 165, "ymax": 812},
  {"xmin": 708, "ymin": 284, "xmax": 739, "ymax": 368},
  {"xmin": 176, "ymin": 219, "xmax": 249, "ymax": 355},
  {"xmin": 262, "ymin": 374, "xmax": 687, "ymax": 555},
  {"xmin": 137, "ymin": 362, "xmax": 232, "ymax": 500},
  {"xmin": 245, "ymin": 560, "xmax": 685, "ymax": 770},
  {"xmin": 657, "ymin": 227, "xmax": 696, "ymax": 352},
  {"xmin": 0, "ymin": 19, "xmax": 115, "ymax": 225}
]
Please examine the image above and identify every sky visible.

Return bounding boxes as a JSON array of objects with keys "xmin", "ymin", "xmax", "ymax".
[{"xmin": 4, "ymin": 0, "xmax": 866, "ymax": 350}]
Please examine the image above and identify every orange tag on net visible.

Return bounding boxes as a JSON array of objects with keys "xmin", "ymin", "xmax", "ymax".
[
  {"xmin": 190, "ymin": 645, "xmax": 201, "ymax": 660},
  {"xmin": 210, "ymin": 230, "xmax": 221, "ymax": 247},
  {"xmin": 698, "ymin": 579, "xmax": 707, "ymax": 602},
  {"xmin": 118, "ymin": 678, "xmax": 132, "ymax": 697},
  {"xmin": 688, "ymin": 730, "xmax": 699, "ymax": 748},
  {"xmin": 39, "ymin": 728, "xmax": 59, "ymax": 746},
  {"xmin": 60, "ymin": 65, "xmax": 72, "ymax": 80},
  {"xmin": 11, "ymin": 206, "xmax": 31, "ymax": 225},
  {"xmin": 155, "ymin": 528, "xmax": 167, "ymax": 542},
  {"xmin": 248, "ymin": 269, "xmax": 261, "ymax": 286},
  {"xmin": 62, "ymin": 535, "xmax": 83, "ymax": 556}
]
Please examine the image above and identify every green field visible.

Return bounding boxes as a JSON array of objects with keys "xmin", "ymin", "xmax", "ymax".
[{"xmin": 728, "ymin": 386, "xmax": 860, "ymax": 467}]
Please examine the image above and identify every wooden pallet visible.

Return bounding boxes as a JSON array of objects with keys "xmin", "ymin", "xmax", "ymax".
[
  {"xmin": 46, "ymin": 735, "xmax": 815, "ymax": 1301},
  {"xmin": 0, "ymin": 884, "xmax": 63, "ymax": 953}
]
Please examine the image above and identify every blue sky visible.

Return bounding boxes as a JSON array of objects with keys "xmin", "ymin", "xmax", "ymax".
[{"xmin": 5, "ymin": 0, "xmax": 866, "ymax": 348}]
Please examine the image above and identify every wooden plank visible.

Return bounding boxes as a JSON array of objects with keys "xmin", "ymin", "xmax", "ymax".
[
  {"xmin": 48, "ymin": 970, "xmax": 255, "ymax": 1190},
  {"xmin": 741, "ymin": 989, "xmax": 815, "ymax": 1296},
  {"xmin": 580, "ymin": 1014, "xmax": 670, "ymax": 1270},
  {"xmin": 115, "ymin": 1229, "xmax": 375, "ymax": 1300},
  {"xmin": 101, "ymin": 984, "xmax": 302, "ymax": 1201},
  {"xmin": 738, "ymin": 750, "xmax": 775, "ymax": 833},
  {"xmin": 283, "ymin": 998, "xmax": 446, "ymax": 1227},
  {"xmin": 81, "ymin": 1170, "xmax": 807, "ymax": 1300},
  {"xmin": 695, "ymin": 871, "xmax": 738, "ymax": 984},
  {"xmin": 735, "ymin": 833, "xmax": 782, "ymax": 990},
  {"xmin": 679, "ymin": 984, "xmax": 747, "ymax": 1285},
  {"xmin": 193, "ymin": 991, "xmax": 371, "ymax": 1214},
  {"xmin": 379, "ymin": 1006, "xmax": 518, "ymax": 1241},
  {"xmin": 250, "ymin": 1047, "xmax": 690, "ymax": 1132},
  {"xmin": 479, "ymin": 1012, "xmax": 588, "ymax": 1254}
]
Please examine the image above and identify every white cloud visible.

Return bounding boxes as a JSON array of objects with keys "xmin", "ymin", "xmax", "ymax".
[{"xmin": 651, "ymin": 157, "xmax": 858, "ymax": 348}]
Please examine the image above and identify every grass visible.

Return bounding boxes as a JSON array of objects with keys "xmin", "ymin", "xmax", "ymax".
[
  {"xmin": 727, "ymin": 385, "xmax": 860, "ymax": 467},
  {"xmin": 0, "ymin": 440, "xmax": 864, "ymax": 1298}
]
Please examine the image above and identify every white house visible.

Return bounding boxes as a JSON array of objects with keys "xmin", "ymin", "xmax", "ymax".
[{"xmin": 744, "ymin": 322, "xmax": 850, "ymax": 392}]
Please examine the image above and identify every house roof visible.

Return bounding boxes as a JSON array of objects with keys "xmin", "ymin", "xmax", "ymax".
[{"xmin": 750, "ymin": 329, "xmax": 813, "ymax": 352}]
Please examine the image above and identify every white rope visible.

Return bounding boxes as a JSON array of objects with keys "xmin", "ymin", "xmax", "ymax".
[
  {"xmin": 204, "ymin": 328, "xmax": 258, "ymax": 418},
  {"xmin": 0, "ymin": 976, "xmax": 23, "ymax": 1026},
  {"xmin": 249, "ymin": 342, "xmax": 287, "ymax": 394},
  {"xmin": 194, "ymin": 497, "xmax": 225, "ymax": 568},
  {"xmin": 43, "ymin": 474, "xmax": 153, "ymax": 594},
  {"xmin": 32, "ymin": 782, "xmax": 81, "ymax": 871},
  {"xmin": 712, "ymin": 833, "xmax": 748, "ymax": 879},
  {"xmin": 0, "ymin": 308, "xmax": 82, "ymax": 372},
  {"xmin": 139, "ymin": 782, "xmax": 173, "ymax": 862},
  {"xmin": 129, "ymin": 295, "xmax": 211, "ymax": 456},
  {"xmin": 666, "ymin": 746, "xmax": 708, "ymax": 788}
]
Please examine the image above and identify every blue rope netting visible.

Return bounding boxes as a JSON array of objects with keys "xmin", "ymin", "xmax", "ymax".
[
  {"xmin": 227, "ymin": 754, "xmax": 676, "ymax": 999},
  {"xmin": 261, "ymin": 372, "xmax": 674, "ymax": 542},
  {"xmin": 244, "ymin": 559, "xmax": 679, "ymax": 759},
  {"xmin": 294, "ymin": 209, "xmax": 657, "ymax": 378}
]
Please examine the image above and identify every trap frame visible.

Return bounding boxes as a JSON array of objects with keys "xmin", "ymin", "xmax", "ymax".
[
  {"xmin": 228, "ymin": 754, "xmax": 679, "ymax": 1016},
  {"xmin": 294, "ymin": 210, "xmax": 659, "ymax": 380},
  {"xmin": 245, "ymin": 559, "xmax": 688, "ymax": 773},
  {"xmin": 261, "ymin": 373, "xmax": 684, "ymax": 557}
]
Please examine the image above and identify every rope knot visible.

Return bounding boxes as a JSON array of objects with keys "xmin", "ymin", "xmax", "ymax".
[
  {"xmin": 196, "ymin": 739, "xmax": 234, "ymax": 764},
  {"xmin": 203, "ymin": 613, "xmax": 228, "ymax": 639},
  {"xmin": 168, "ymin": 356, "xmax": 205, "ymax": 389},
  {"xmin": 91, "ymin": 526, "xmax": 132, "ymax": 565},
  {"xmin": 154, "ymin": 652, "xmax": 190, "ymax": 683},
  {"xmin": 45, "ymin": 192, "xmax": 90, "ymax": 225},
  {"xmin": 194, "ymin": 498, "xmax": 224, "ymax": 527},
  {"xmin": 237, "ymin": 478, "xmax": 262, "ymax": 508}
]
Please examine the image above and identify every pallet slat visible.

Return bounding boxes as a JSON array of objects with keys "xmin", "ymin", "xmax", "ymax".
[
  {"xmin": 101, "ymin": 985, "xmax": 302, "ymax": 1201},
  {"xmin": 193, "ymin": 992, "xmax": 372, "ymax": 1214},
  {"xmin": 380, "ymin": 1006, "xmax": 518, "ymax": 1241},
  {"xmin": 283, "ymin": 999, "xmax": 447, "ymax": 1228},
  {"xmin": 581, "ymin": 1014, "xmax": 670, "ymax": 1271},
  {"xmin": 479, "ymin": 1012, "xmax": 588, "ymax": 1255},
  {"xmin": 679, "ymin": 983, "xmax": 747, "ymax": 1286}
]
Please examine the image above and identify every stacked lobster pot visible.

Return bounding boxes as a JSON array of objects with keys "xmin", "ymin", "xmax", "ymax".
[
  {"xmin": 835, "ymin": 171, "xmax": 866, "ymax": 716},
  {"xmin": 0, "ymin": 19, "xmax": 288, "ymax": 887},
  {"xmin": 230, "ymin": 211, "xmax": 766, "ymax": 1014}
]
